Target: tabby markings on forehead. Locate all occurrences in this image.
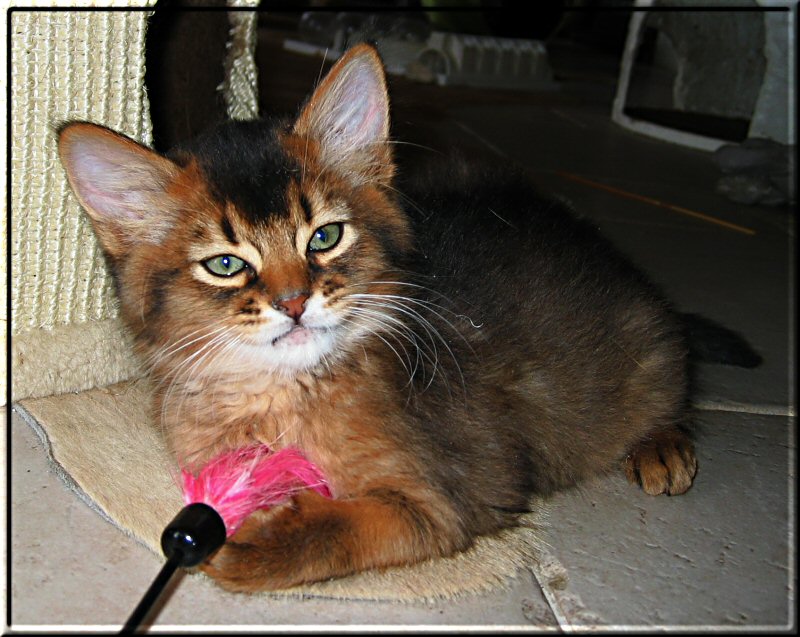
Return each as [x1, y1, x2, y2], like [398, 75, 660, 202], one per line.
[220, 214, 239, 244]
[299, 193, 314, 223]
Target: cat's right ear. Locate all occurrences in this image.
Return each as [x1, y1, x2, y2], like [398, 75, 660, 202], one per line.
[57, 122, 179, 257]
[292, 44, 393, 186]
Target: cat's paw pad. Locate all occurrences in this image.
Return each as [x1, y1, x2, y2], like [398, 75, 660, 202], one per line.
[624, 429, 697, 496]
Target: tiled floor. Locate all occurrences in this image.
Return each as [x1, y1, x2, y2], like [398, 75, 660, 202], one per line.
[7, 26, 795, 632]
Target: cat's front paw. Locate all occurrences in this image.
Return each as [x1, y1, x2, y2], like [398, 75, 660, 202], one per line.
[201, 486, 449, 592]
[624, 427, 697, 496]
[200, 508, 289, 592]
[200, 490, 351, 592]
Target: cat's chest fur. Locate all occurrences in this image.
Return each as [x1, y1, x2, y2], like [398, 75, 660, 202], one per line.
[161, 372, 334, 463]
[158, 358, 412, 498]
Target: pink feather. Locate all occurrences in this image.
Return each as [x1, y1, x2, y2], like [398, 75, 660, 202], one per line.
[181, 444, 331, 537]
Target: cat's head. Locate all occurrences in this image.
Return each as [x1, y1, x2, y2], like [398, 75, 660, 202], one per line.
[58, 44, 413, 378]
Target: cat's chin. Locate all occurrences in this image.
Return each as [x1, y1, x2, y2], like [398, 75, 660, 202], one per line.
[239, 326, 338, 375]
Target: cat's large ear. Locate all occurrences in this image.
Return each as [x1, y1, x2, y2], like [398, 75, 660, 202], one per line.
[58, 122, 180, 257]
[292, 44, 393, 185]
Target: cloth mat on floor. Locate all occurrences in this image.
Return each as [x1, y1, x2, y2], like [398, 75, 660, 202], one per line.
[17, 379, 546, 602]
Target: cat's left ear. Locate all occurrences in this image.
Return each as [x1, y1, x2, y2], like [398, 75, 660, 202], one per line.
[293, 44, 393, 185]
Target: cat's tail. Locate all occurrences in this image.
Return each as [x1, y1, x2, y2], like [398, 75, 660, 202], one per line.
[680, 313, 763, 368]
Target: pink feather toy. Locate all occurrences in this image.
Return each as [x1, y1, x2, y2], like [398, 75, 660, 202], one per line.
[180, 444, 331, 536]
[123, 444, 330, 632]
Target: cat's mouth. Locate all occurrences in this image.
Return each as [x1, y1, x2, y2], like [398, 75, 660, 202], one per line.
[271, 325, 324, 347]
[231, 321, 337, 373]
[234, 316, 340, 372]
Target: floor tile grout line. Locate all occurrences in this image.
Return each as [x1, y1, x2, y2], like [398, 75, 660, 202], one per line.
[554, 171, 757, 236]
[452, 117, 764, 237]
[529, 546, 605, 631]
[692, 399, 795, 418]
[452, 119, 510, 158]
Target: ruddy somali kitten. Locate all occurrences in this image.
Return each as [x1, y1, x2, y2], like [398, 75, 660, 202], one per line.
[59, 43, 705, 592]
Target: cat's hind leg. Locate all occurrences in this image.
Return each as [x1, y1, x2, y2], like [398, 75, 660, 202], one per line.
[623, 426, 697, 496]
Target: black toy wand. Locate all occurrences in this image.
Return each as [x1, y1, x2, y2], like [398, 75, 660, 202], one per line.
[119, 445, 331, 633]
[121, 503, 225, 633]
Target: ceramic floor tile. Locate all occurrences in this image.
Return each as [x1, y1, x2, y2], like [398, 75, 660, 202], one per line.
[538, 410, 794, 629]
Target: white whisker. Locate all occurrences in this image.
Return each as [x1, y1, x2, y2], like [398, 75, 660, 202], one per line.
[339, 314, 416, 384]
[158, 326, 239, 431]
[344, 308, 429, 384]
[342, 286, 471, 402]
[346, 280, 483, 329]
[144, 323, 231, 372]
[349, 300, 442, 389]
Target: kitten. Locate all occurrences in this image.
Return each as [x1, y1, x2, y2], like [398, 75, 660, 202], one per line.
[58, 43, 699, 592]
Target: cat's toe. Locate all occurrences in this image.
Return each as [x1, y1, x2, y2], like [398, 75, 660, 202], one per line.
[624, 427, 697, 496]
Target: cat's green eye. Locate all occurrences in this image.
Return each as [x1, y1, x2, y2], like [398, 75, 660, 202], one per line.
[308, 223, 343, 253]
[203, 254, 248, 277]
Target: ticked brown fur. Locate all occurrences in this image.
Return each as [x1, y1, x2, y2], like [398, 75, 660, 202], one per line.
[58, 44, 696, 592]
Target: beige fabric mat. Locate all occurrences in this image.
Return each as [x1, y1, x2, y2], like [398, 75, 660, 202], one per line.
[18, 379, 546, 602]
[12, 318, 141, 402]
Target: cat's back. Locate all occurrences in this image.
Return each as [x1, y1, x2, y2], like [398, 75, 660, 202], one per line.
[392, 156, 689, 499]
[397, 157, 670, 331]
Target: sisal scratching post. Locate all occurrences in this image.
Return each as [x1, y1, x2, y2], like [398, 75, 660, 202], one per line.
[222, 0, 261, 121]
[9, 7, 156, 403]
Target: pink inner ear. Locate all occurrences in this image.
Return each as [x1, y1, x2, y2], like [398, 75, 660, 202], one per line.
[320, 60, 388, 153]
[79, 178, 148, 222]
[346, 65, 386, 138]
[64, 134, 168, 222]
[354, 95, 384, 146]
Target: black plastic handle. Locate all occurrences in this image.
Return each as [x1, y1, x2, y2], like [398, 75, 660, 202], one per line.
[120, 503, 227, 633]
[160, 502, 227, 567]
[120, 551, 182, 634]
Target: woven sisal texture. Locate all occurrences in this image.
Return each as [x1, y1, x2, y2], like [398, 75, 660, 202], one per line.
[9, 9, 156, 401]
[223, 0, 260, 120]
[10, 9, 154, 332]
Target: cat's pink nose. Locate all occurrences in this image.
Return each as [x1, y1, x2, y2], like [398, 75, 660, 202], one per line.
[274, 292, 309, 322]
